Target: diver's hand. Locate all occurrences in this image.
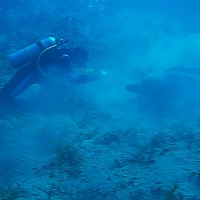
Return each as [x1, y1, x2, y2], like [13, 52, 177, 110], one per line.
[98, 70, 107, 75]
[94, 70, 107, 80]
[95, 70, 108, 79]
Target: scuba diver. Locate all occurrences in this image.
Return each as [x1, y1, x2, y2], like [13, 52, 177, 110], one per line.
[0, 37, 106, 101]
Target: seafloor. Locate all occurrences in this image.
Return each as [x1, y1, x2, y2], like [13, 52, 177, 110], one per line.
[1, 0, 200, 199]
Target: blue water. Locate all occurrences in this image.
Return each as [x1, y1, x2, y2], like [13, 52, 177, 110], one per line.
[1, 0, 200, 199]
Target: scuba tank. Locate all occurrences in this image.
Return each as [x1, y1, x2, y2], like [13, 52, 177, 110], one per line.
[8, 37, 57, 68]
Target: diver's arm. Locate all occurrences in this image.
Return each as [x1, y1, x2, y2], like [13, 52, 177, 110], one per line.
[67, 70, 107, 84]
[58, 52, 107, 83]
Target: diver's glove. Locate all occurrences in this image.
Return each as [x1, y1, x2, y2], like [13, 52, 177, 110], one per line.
[81, 68, 107, 76]
[93, 69, 108, 80]
[97, 70, 107, 75]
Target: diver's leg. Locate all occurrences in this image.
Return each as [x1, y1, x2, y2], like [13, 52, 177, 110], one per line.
[0, 65, 36, 100]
